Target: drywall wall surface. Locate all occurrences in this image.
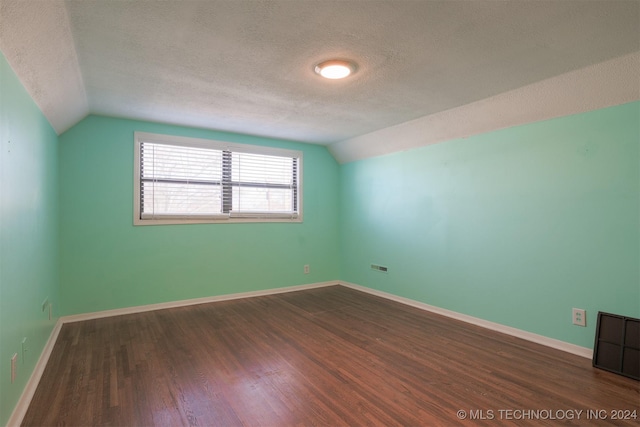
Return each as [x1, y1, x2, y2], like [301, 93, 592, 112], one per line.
[58, 116, 340, 315]
[339, 102, 639, 348]
[0, 52, 59, 426]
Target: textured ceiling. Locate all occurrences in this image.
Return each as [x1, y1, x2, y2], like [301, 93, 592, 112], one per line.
[1, 0, 639, 154]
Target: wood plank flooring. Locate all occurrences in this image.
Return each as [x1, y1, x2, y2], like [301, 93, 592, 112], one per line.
[23, 285, 639, 426]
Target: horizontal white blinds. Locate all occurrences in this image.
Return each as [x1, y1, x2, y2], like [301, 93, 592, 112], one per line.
[141, 143, 223, 217]
[139, 139, 300, 220]
[231, 152, 296, 215]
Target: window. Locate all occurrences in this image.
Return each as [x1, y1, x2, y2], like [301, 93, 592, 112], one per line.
[134, 132, 302, 225]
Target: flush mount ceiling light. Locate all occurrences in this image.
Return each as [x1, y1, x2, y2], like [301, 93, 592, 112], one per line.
[314, 59, 357, 79]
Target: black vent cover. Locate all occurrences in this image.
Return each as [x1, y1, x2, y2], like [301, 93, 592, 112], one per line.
[593, 312, 639, 380]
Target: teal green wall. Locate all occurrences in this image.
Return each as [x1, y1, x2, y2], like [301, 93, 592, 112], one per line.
[58, 116, 340, 315]
[340, 102, 640, 348]
[0, 54, 59, 425]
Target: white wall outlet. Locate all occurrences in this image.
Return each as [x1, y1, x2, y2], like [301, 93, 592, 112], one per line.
[304, 264, 310, 274]
[572, 308, 586, 327]
[21, 338, 27, 363]
[11, 353, 17, 383]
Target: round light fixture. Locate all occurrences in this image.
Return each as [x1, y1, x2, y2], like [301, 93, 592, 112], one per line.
[314, 60, 356, 79]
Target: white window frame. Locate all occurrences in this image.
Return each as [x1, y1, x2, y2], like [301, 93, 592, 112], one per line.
[134, 132, 303, 225]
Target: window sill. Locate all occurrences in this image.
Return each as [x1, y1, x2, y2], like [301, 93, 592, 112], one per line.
[133, 216, 303, 226]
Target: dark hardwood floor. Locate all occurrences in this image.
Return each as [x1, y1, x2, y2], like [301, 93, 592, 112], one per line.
[23, 285, 639, 426]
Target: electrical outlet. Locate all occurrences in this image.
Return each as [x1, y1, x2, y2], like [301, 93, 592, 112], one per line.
[572, 308, 586, 327]
[21, 338, 27, 363]
[11, 353, 17, 383]
[304, 264, 310, 274]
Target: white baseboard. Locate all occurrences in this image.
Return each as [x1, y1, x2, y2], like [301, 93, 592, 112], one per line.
[61, 280, 340, 323]
[339, 281, 593, 359]
[6, 319, 63, 427]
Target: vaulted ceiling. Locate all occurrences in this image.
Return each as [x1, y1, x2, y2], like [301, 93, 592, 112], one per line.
[1, 0, 638, 162]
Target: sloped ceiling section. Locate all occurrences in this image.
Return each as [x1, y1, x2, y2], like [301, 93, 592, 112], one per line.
[0, 0, 88, 132]
[0, 0, 638, 163]
[330, 51, 640, 163]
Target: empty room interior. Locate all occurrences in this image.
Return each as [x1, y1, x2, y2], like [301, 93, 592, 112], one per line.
[1, 0, 639, 425]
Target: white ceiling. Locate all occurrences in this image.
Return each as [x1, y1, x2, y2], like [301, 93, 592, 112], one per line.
[1, 0, 639, 161]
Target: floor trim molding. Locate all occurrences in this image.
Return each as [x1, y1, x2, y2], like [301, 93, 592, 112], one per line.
[61, 281, 340, 323]
[7, 319, 63, 427]
[339, 281, 593, 359]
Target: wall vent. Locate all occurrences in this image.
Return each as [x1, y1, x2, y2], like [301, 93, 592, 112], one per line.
[371, 264, 388, 273]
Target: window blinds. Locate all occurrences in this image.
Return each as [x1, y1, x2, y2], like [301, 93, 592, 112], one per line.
[138, 137, 300, 221]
